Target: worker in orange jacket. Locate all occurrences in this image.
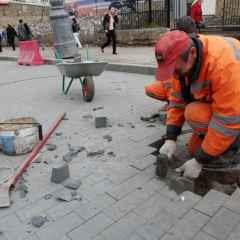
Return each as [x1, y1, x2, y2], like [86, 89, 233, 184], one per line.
[156, 30, 240, 179]
[145, 16, 198, 113]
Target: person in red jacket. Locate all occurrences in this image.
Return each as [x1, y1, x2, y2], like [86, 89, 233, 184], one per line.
[191, 0, 203, 31]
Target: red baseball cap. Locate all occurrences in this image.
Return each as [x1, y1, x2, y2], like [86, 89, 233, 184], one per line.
[155, 30, 190, 81]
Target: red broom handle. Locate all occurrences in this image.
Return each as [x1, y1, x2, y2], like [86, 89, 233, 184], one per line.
[11, 113, 66, 186]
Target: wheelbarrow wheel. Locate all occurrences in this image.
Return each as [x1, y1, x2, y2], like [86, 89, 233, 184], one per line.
[82, 76, 95, 102]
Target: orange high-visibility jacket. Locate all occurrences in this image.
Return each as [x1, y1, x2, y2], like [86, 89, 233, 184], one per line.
[167, 35, 240, 159]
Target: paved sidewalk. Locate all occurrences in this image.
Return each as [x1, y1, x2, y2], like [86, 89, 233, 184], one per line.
[0, 46, 156, 66]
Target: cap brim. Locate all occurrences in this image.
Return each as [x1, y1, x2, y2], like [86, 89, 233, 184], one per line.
[156, 62, 175, 81]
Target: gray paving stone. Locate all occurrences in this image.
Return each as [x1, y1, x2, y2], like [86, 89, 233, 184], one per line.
[135, 208, 180, 240]
[93, 212, 146, 240]
[74, 193, 116, 220]
[227, 222, 240, 240]
[95, 161, 140, 185]
[193, 231, 217, 240]
[130, 154, 156, 171]
[104, 179, 161, 221]
[36, 212, 84, 240]
[135, 191, 201, 221]
[203, 207, 240, 240]
[23, 235, 41, 240]
[16, 197, 58, 222]
[68, 212, 113, 240]
[0, 213, 32, 240]
[128, 234, 145, 240]
[51, 162, 70, 183]
[160, 234, 179, 240]
[167, 209, 210, 240]
[79, 178, 114, 200]
[128, 127, 160, 142]
[224, 189, 240, 214]
[46, 197, 88, 220]
[106, 166, 162, 200]
[194, 190, 229, 217]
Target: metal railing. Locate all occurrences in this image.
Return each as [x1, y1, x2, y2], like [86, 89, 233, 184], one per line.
[222, 0, 240, 31]
[118, 0, 170, 29]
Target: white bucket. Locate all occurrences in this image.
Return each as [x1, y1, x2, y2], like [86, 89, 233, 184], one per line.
[0, 118, 40, 155]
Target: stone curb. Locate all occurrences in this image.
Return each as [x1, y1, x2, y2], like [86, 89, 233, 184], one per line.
[0, 56, 156, 75]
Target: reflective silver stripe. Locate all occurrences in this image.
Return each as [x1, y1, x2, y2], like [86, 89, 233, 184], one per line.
[168, 102, 185, 109]
[187, 120, 208, 129]
[171, 91, 183, 100]
[213, 113, 240, 125]
[224, 37, 240, 61]
[209, 118, 240, 137]
[191, 80, 210, 92]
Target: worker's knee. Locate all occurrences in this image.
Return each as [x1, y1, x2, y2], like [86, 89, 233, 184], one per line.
[185, 102, 212, 130]
[144, 82, 168, 101]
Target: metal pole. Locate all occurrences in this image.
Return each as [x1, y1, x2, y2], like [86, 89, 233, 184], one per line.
[148, 0, 152, 24]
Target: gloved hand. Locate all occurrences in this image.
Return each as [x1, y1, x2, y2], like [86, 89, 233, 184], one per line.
[175, 158, 202, 179]
[159, 140, 177, 159]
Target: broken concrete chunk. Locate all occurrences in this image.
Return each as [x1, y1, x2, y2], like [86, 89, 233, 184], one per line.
[63, 178, 82, 190]
[71, 190, 78, 197]
[31, 216, 48, 228]
[46, 144, 57, 151]
[68, 145, 85, 153]
[95, 117, 107, 128]
[51, 162, 70, 183]
[43, 194, 53, 200]
[54, 188, 73, 202]
[82, 114, 93, 119]
[87, 149, 105, 157]
[55, 132, 63, 136]
[128, 122, 135, 128]
[149, 118, 156, 123]
[93, 106, 104, 111]
[107, 151, 116, 157]
[63, 145, 85, 163]
[103, 135, 112, 142]
[146, 124, 156, 128]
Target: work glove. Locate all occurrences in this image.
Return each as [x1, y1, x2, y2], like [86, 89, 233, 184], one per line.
[159, 140, 177, 159]
[175, 158, 202, 179]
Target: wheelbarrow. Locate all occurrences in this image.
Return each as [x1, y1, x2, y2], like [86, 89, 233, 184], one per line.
[56, 60, 107, 102]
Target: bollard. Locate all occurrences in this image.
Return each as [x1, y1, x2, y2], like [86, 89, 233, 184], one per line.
[49, 0, 79, 59]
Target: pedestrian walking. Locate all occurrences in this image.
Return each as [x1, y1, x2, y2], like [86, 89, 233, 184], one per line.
[72, 18, 82, 48]
[6, 24, 17, 51]
[101, 7, 119, 55]
[0, 31, 2, 52]
[17, 19, 32, 41]
[191, 0, 204, 32]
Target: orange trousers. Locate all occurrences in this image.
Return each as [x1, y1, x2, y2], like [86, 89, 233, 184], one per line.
[145, 81, 170, 101]
[185, 102, 212, 155]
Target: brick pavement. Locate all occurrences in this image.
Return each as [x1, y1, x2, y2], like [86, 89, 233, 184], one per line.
[0, 62, 239, 240]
